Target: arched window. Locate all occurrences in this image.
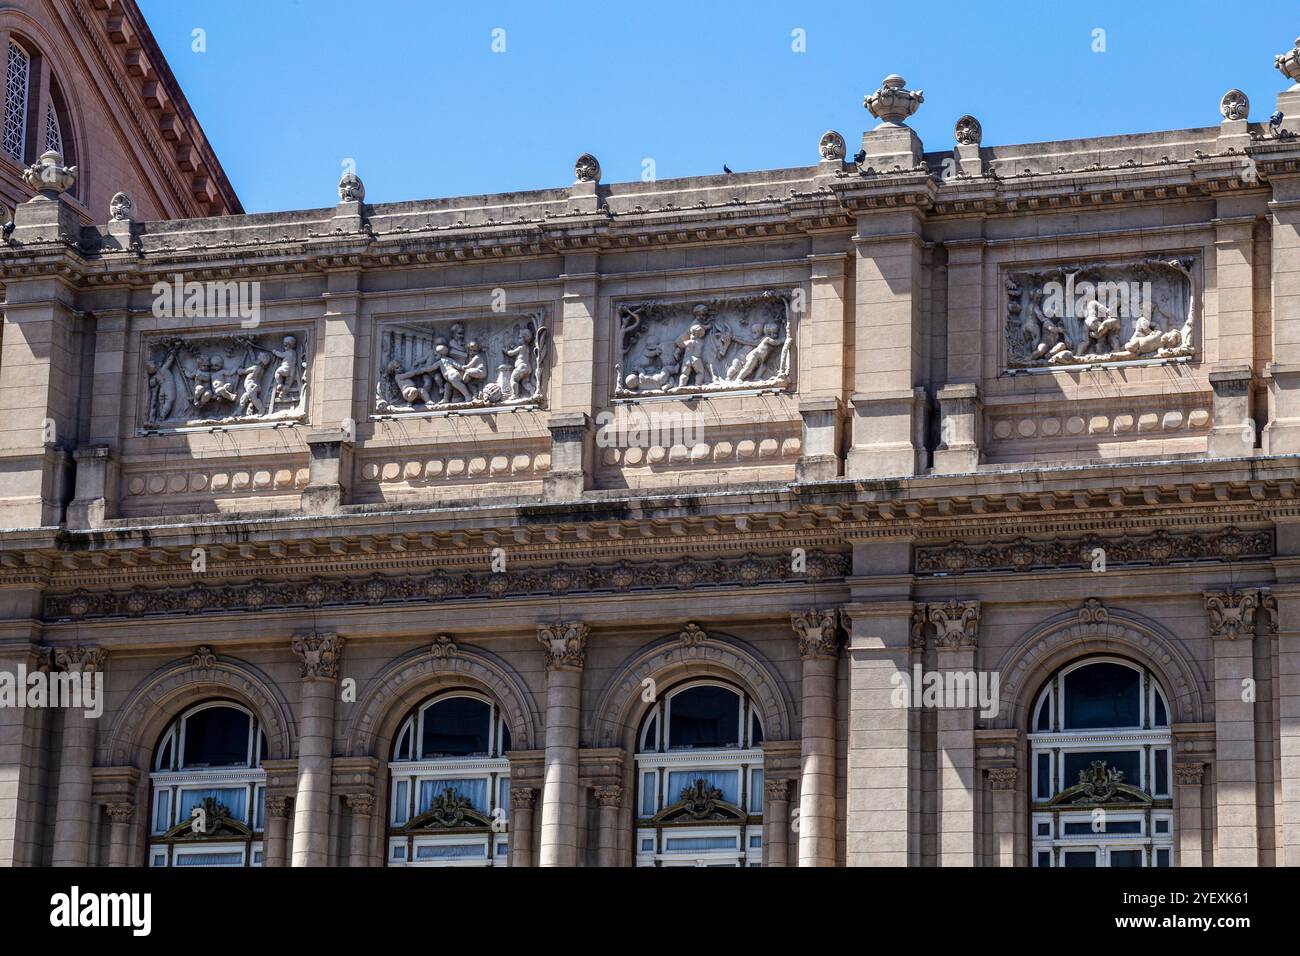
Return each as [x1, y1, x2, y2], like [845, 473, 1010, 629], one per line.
[3, 39, 29, 162]
[1028, 658, 1174, 868]
[148, 702, 268, 867]
[44, 76, 67, 159]
[2, 36, 76, 187]
[387, 691, 512, 866]
[634, 680, 765, 866]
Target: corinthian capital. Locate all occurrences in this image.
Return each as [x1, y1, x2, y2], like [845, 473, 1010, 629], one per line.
[52, 646, 106, 673]
[791, 608, 842, 660]
[927, 600, 980, 649]
[593, 784, 623, 807]
[537, 621, 589, 670]
[291, 630, 344, 679]
[1204, 589, 1260, 639]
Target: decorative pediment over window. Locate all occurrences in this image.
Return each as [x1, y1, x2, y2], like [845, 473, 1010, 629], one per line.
[1046, 761, 1151, 808]
[651, 778, 746, 824]
[161, 798, 253, 842]
[404, 786, 493, 831]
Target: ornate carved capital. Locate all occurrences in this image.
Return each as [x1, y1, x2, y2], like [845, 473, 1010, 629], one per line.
[104, 802, 134, 823]
[510, 787, 538, 810]
[791, 608, 843, 659]
[191, 645, 217, 669]
[593, 784, 623, 808]
[1174, 762, 1205, 786]
[52, 646, 106, 674]
[1204, 589, 1261, 639]
[345, 792, 375, 815]
[764, 778, 793, 801]
[537, 621, 589, 670]
[430, 634, 458, 659]
[988, 767, 1018, 791]
[927, 600, 980, 649]
[678, 622, 708, 647]
[265, 796, 292, 818]
[291, 630, 344, 679]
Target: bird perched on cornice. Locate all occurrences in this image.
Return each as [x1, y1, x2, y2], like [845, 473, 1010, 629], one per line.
[722, 164, 732, 174]
[2, 215, 12, 241]
[1270, 110, 1285, 135]
[852, 148, 866, 166]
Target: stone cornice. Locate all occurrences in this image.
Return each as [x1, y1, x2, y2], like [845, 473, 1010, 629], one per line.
[68, 0, 240, 216]
[0, 459, 1294, 589]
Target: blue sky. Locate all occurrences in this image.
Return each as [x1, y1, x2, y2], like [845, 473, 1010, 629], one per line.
[138, 0, 1300, 213]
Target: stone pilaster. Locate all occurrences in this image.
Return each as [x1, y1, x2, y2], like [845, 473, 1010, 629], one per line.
[345, 792, 375, 868]
[1205, 589, 1261, 865]
[1269, 581, 1300, 866]
[791, 608, 841, 866]
[927, 600, 980, 866]
[301, 427, 354, 515]
[51, 646, 106, 866]
[795, 243, 851, 482]
[795, 397, 843, 482]
[1263, 171, 1300, 454]
[0, 644, 50, 867]
[536, 622, 587, 866]
[67, 445, 119, 529]
[987, 767, 1020, 867]
[846, 208, 927, 478]
[104, 803, 134, 867]
[264, 796, 291, 867]
[763, 778, 792, 867]
[843, 600, 916, 866]
[933, 384, 982, 474]
[290, 630, 343, 867]
[1175, 762, 1205, 867]
[509, 786, 537, 868]
[542, 412, 591, 501]
[594, 784, 623, 868]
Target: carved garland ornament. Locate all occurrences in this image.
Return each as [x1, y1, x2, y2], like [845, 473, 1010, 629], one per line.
[916, 527, 1272, 576]
[44, 551, 850, 622]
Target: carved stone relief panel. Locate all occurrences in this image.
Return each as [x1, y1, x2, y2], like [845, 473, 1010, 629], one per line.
[141, 328, 311, 429]
[614, 290, 794, 398]
[374, 312, 549, 414]
[1004, 257, 1197, 369]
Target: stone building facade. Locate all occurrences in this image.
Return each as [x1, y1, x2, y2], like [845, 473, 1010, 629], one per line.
[0, 0, 240, 225]
[1, 31, 1300, 869]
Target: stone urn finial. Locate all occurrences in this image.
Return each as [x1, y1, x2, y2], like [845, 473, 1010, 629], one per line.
[1220, 89, 1250, 121]
[865, 74, 924, 127]
[954, 115, 982, 146]
[108, 191, 134, 222]
[818, 130, 846, 161]
[22, 149, 77, 196]
[574, 152, 601, 184]
[338, 170, 365, 203]
[1275, 36, 1300, 89]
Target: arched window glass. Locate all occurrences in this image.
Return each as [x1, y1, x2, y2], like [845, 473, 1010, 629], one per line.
[1028, 658, 1174, 868]
[635, 680, 764, 867]
[148, 702, 265, 868]
[387, 692, 511, 866]
[3, 40, 29, 162]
